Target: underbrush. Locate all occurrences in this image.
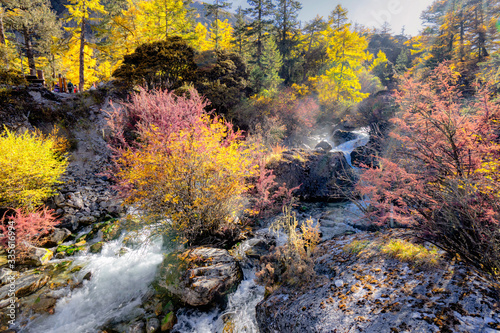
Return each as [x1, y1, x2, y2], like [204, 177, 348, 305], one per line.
[256, 204, 320, 292]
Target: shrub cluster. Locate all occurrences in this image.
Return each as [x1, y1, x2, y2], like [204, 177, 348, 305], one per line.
[357, 63, 500, 276]
[109, 88, 260, 246]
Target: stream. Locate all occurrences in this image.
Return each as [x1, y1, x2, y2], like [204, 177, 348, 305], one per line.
[19, 128, 369, 333]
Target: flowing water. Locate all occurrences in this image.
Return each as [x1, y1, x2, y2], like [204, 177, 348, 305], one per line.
[21, 128, 369, 333]
[172, 238, 266, 333]
[23, 233, 164, 333]
[307, 127, 370, 167]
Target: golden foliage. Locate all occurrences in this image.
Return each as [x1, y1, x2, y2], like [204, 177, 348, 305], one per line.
[0, 128, 68, 209]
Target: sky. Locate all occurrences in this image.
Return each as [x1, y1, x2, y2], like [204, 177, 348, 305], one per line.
[229, 0, 436, 36]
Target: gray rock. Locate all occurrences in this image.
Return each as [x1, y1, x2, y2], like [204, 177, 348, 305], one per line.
[42, 228, 72, 247]
[155, 247, 242, 307]
[78, 215, 96, 225]
[0, 273, 49, 299]
[332, 129, 357, 146]
[146, 317, 160, 333]
[315, 140, 332, 151]
[23, 247, 53, 266]
[270, 149, 357, 201]
[334, 279, 344, 288]
[127, 321, 145, 333]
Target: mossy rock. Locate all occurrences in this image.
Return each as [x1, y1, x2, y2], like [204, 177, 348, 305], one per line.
[56, 244, 85, 256]
[161, 311, 176, 331]
[89, 242, 104, 254]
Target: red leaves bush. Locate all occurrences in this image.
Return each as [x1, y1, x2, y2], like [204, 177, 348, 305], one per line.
[0, 207, 58, 257]
[357, 63, 500, 275]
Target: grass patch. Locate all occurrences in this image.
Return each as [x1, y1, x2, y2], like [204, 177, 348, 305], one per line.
[381, 239, 440, 269]
[344, 237, 441, 269]
[344, 240, 371, 254]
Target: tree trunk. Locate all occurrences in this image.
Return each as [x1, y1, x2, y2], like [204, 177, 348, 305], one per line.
[0, 9, 6, 45]
[79, 17, 86, 91]
[23, 28, 36, 73]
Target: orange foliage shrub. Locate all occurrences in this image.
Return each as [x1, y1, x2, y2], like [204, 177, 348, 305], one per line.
[109, 88, 260, 246]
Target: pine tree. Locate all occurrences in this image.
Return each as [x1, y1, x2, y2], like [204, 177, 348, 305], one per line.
[2, 0, 60, 73]
[244, 0, 274, 66]
[232, 6, 248, 57]
[261, 36, 283, 92]
[274, 0, 301, 84]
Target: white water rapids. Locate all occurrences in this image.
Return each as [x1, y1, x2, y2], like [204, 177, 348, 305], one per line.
[308, 127, 370, 166]
[24, 233, 164, 333]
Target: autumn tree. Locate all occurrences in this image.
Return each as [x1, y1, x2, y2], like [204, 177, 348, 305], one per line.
[301, 16, 328, 82]
[109, 88, 259, 246]
[205, 0, 232, 51]
[141, 0, 194, 41]
[66, 0, 107, 91]
[0, 128, 67, 210]
[309, 25, 371, 107]
[2, 0, 60, 73]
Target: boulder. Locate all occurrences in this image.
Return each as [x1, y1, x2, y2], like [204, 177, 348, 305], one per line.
[332, 129, 357, 146]
[127, 321, 145, 333]
[23, 247, 53, 266]
[41, 228, 72, 248]
[161, 312, 176, 331]
[155, 247, 242, 307]
[146, 317, 160, 333]
[270, 149, 357, 201]
[0, 273, 49, 299]
[314, 141, 332, 152]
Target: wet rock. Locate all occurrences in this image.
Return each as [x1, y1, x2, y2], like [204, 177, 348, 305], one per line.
[155, 247, 242, 307]
[23, 247, 53, 266]
[146, 317, 160, 333]
[332, 129, 357, 146]
[127, 320, 145, 333]
[0, 273, 49, 299]
[31, 295, 58, 314]
[89, 242, 104, 253]
[41, 228, 72, 248]
[161, 312, 176, 331]
[270, 149, 357, 201]
[314, 141, 332, 151]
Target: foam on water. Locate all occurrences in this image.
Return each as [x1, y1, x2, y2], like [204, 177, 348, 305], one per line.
[25, 233, 164, 333]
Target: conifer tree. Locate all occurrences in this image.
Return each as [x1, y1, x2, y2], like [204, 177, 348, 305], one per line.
[205, 0, 232, 50]
[2, 0, 60, 73]
[66, 0, 107, 91]
[261, 36, 284, 92]
[244, 0, 274, 66]
[232, 6, 248, 57]
[274, 0, 301, 84]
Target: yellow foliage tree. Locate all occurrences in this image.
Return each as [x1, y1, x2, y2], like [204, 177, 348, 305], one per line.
[61, 36, 98, 89]
[208, 19, 234, 51]
[0, 128, 67, 210]
[309, 26, 371, 107]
